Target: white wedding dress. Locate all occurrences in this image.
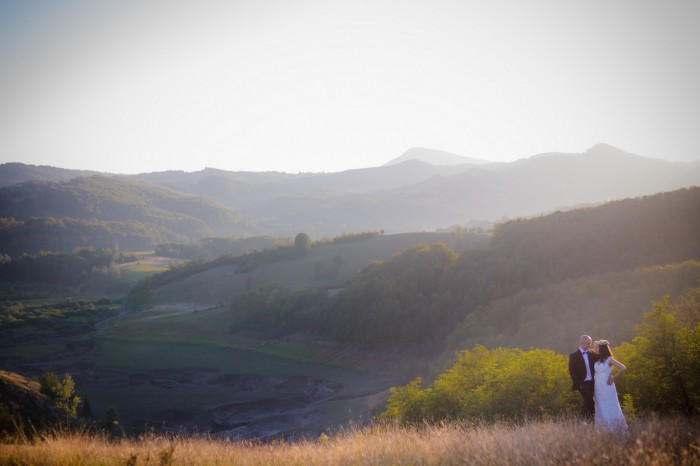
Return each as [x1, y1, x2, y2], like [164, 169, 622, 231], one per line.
[594, 359, 628, 431]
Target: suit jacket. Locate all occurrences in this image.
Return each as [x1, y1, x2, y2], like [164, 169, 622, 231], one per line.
[568, 349, 596, 391]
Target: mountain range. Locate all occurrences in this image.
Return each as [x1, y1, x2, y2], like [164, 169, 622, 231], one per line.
[1, 144, 699, 253]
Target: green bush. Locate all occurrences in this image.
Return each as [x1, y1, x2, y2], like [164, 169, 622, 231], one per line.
[380, 345, 577, 424]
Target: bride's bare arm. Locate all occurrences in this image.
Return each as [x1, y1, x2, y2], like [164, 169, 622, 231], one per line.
[607, 358, 627, 385]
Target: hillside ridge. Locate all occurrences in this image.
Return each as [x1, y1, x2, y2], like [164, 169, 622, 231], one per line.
[0, 370, 66, 437]
[2, 143, 699, 245]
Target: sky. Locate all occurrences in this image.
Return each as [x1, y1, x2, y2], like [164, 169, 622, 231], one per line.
[0, 0, 698, 174]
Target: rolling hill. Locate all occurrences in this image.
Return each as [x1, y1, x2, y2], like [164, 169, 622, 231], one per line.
[116, 144, 699, 237]
[0, 370, 69, 437]
[0, 176, 258, 254]
[131, 160, 480, 214]
[136, 231, 490, 307]
[302, 187, 700, 349]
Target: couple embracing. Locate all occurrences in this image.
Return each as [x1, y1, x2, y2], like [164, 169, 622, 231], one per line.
[569, 334, 628, 431]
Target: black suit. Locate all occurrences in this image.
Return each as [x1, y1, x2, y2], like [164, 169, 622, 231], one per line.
[569, 349, 596, 419]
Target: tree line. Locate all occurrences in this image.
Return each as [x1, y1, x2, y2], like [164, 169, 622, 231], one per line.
[0, 248, 136, 290]
[155, 235, 285, 260]
[0, 216, 178, 257]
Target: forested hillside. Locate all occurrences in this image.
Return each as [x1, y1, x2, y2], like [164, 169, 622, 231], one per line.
[0, 176, 257, 255]
[0, 163, 101, 187]
[231, 187, 700, 352]
[444, 261, 700, 355]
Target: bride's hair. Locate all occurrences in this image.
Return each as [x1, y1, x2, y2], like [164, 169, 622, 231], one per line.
[597, 342, 614, 362]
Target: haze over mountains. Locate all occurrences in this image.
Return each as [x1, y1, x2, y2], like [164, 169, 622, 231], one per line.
[1, 143, 699, 252]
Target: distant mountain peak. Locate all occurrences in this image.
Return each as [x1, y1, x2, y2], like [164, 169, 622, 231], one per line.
[585, 143, 631, 156]
[384, 148, 489, 166]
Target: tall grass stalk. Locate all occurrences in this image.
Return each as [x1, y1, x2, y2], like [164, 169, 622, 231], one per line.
[1, 416, 697, 465]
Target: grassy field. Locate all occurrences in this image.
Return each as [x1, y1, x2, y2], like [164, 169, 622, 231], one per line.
[145, 231, 488, 305]
[118, 254, 187, 284]
[1, 417, 697, 465]
[103, 303, 356, 365]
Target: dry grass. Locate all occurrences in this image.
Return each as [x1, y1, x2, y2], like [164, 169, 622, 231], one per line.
[1, 417, 697, 465]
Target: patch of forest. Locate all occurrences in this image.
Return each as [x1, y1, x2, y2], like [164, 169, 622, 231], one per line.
[0, 248, 135, 289]
[0, 297, 120, 346]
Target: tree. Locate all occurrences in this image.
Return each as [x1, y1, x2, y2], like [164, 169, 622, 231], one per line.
[39, 372, 80, 421]
[294, 232, 312, 254]
[616, 290, 700, 415]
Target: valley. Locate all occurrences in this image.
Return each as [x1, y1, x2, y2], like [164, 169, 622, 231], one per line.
[1, 150, 699, 441]
[2, 300, 415, 440]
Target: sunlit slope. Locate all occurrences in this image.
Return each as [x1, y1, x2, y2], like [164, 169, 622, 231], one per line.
[443, 260, 700, 358]
[141, 232, 489, 306]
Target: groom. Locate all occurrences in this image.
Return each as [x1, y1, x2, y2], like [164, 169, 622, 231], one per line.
[568, 334, 595, 419]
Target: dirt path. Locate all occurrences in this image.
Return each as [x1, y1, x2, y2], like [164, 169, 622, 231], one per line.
[138, 303, 218, 321]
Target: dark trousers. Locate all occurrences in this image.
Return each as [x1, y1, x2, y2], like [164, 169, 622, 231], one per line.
[580, 380, 595, 419]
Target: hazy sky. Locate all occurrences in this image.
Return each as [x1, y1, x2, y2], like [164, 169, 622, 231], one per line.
[0, 0, 698, 174]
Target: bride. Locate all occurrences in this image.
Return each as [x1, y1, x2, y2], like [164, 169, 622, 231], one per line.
[593, 340, 628, 431]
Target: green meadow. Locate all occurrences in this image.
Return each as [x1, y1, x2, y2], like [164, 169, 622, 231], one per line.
[145, 232, 487, 305]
